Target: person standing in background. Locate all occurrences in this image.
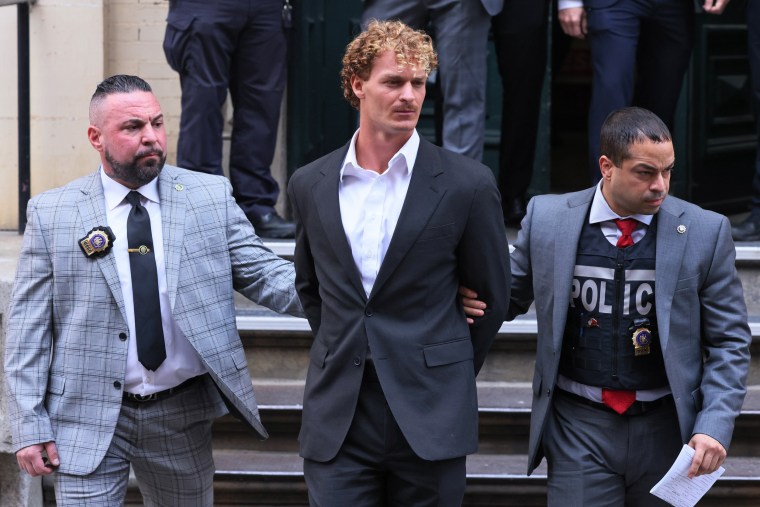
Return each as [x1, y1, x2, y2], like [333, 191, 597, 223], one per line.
[163, 0, 296, 238]
[492, 0, 551, 225]
[558, 0, 731, 183]
[730, 0, 760, 241]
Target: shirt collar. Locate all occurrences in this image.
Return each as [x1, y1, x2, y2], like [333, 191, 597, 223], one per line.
[340, 129, 420, 180]
[589, 181, 654, 226]
[100, 166, 161, 211]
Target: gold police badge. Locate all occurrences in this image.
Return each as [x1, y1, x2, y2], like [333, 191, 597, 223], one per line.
[632, 327, 652, 356]
[79, 226, 115, 258]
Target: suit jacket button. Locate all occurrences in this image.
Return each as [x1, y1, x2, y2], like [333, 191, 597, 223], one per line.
[114, 381, 122, 390]
[354, 357, 362, 366]
[546, 388, 551, 397]
[118, 332, 127, 341]
[365, 309, 373, 317]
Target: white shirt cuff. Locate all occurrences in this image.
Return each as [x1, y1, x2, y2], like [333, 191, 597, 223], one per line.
[558, 0, 584, 10]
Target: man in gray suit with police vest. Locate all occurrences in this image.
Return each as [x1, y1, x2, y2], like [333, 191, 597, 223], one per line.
[288, 20, 510, 506]
[466, 107, 750, 506]
[4, 74, 301, 505]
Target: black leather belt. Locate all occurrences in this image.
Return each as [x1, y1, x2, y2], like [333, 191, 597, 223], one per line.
[123, 375, 203, 404]
[557, 388, 673, 416]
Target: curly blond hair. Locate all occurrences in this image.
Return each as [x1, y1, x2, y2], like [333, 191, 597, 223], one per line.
[340, 19, 438, 110]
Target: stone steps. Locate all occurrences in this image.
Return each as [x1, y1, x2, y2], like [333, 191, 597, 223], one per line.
[208, 451, 760, 507]
[238, 311, 760, 385]
[45, 380, 760, 505]
[217, 381, 760, 457]
[107, 451, 760, 507]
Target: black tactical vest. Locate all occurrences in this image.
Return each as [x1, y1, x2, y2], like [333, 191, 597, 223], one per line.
[559, 216, 668, 390]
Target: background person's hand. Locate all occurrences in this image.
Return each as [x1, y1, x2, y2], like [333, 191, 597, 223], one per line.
[558, 7, 587, 39]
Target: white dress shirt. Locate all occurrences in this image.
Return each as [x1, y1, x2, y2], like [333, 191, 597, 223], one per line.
[100, 169, 206, 395]
[339, 129, 420, 297]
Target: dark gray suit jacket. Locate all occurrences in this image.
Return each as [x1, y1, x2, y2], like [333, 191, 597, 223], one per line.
[509, 187, 752, 474]
[287, 137, 511, 462]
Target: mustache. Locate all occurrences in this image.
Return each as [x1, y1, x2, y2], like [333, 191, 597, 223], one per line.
[135, 149, 164, 159]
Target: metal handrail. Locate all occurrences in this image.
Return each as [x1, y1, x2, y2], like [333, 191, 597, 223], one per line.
[2, 0, 33, 233]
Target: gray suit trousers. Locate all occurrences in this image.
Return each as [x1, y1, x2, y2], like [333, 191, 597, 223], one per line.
[544, 391, 682, 507]
[53, 376, 225, 506]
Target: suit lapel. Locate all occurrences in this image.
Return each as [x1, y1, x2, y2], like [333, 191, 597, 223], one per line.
[76, 171, 128, 324]
[158, 166, 187, 309]
[552, 188, 594, 352]
[369, 140, 445, 300]
[654, 197, 688, 351]
[312, 147, 367, 299]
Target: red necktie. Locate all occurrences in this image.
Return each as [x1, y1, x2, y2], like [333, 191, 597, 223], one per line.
[614, 218, 637, 248]
[603, 218, 639, 413]
[602, 389, 636, 415]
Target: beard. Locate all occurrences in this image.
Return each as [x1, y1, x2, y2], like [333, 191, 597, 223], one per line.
[105, 147, 166, 188]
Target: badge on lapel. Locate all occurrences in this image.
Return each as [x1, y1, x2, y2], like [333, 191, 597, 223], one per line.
[79, 226, 116, 258]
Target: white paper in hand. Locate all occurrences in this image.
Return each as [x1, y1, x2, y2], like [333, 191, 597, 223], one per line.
[649, 444, 725, 507]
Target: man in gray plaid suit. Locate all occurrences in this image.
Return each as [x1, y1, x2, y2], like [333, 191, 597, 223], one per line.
[3, 74, 301, 505]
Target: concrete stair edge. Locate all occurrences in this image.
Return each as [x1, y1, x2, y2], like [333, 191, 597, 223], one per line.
[249, 379, 760, 414]
[237, 314, 760, 340]
[209, 449, 760, 481]
[255, 240, 760, 264]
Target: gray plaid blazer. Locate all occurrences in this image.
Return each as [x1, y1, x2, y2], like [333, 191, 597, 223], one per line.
[4, 165, 301, 475]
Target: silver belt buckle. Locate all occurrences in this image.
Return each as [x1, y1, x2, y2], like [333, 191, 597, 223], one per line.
[133, 393, 158, 402]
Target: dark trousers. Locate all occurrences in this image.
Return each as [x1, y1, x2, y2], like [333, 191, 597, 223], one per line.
[492, 0, 551, 210]
[303, 367, 466, 507]
[163, 0, 286, 217]
[543, 391, 682, 507]
[585, 0, 694, 182]
[749, 0, 760, 209]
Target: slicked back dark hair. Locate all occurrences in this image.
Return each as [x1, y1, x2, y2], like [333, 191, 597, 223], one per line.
[91, 74, 152, 103]
[599, 107, 672, 166]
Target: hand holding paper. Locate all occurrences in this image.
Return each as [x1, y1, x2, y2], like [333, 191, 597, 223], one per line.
[686, 433, 726, 478]
[650, 444, 725, 507]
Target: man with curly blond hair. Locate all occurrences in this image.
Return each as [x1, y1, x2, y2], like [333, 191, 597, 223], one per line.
[288, 20, 510, 505]
[362, 1, 503, 161]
